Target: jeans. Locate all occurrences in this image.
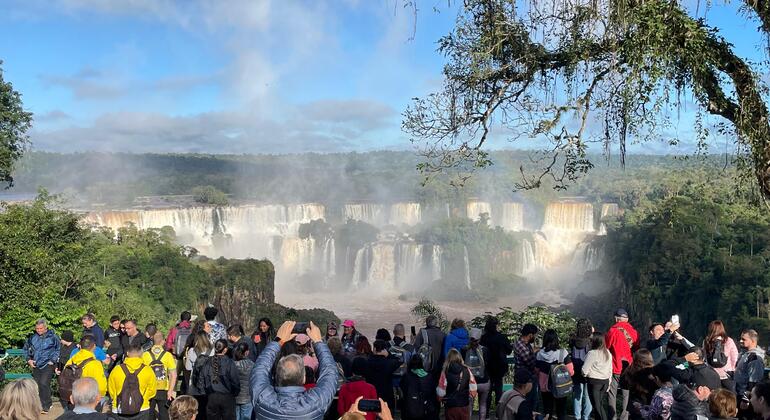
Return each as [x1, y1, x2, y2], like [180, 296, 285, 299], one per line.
[588, 379, 609, 420]
[237, 403, 253, 420]
[469, 381, 490, 419]
[150, 390, 169, 420]
[32, 364, 55, 410]
[573, 382, 592, 420]
[608, 374, 628, 420]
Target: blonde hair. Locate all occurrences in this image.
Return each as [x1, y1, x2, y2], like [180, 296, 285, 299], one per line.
[169, 395, 198, 420]
[0, 378, 42, 420]
[442, 348, 466, 373]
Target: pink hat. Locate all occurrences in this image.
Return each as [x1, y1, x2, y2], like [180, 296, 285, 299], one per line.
[342, 319, 355, 328]
[295, 334, 310, 345]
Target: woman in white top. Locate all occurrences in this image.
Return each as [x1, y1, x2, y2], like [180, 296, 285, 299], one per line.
[582, 332, 613, 420]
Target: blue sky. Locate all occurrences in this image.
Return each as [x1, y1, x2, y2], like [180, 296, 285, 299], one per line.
[0, 0, 765, 154]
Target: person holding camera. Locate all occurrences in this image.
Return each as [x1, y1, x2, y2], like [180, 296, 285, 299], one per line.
[250, 321, 337, 420]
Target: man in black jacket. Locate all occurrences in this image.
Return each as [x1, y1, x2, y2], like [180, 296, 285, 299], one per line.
[480, 316, 514, 412]
[365, 340, 402, 410]
[645, 321, 679, 365]
[413, 316, 446, 381]
[104, 316, 122, 372]
[119, 319, 147, 361]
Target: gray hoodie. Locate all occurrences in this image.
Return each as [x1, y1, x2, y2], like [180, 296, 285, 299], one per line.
[734, 346, 765, 396]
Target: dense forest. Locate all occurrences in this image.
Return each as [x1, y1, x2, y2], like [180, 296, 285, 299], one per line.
[0, 192, 337, 347]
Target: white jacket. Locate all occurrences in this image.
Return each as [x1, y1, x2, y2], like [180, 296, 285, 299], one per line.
[582, 349, 612, 380]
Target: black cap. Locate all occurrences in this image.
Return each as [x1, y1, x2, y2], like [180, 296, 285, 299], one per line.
[615, 308, 629, 318]
[61, 330, 75, 342]
[514, 368, 533, 386]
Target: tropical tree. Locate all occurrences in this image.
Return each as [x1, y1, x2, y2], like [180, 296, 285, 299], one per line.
[404, 0, 770, 199]
[0, 60, 33, 187]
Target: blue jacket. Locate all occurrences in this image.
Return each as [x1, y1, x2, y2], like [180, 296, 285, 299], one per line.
[83, 323, 105, 348]
[250, 341, 336, 420]
[24, 329, 60, 367]
[443, 328, 469, 358]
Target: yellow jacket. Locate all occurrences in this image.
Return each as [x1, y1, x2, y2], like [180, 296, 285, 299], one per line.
[108, 357, 157, 412]
[65, 349, 107, 397]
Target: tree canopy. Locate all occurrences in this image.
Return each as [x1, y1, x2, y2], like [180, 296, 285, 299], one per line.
[0, 60, 32, 187]
[404, 0, 770, 199]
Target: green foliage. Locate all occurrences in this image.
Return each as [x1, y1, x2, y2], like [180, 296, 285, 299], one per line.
[191, 185, 229, 206]
[0, 61, 33, 187]
[410, 299, 450, 331]
[256, 303, 339, 333]
[471, 306, 576, 346]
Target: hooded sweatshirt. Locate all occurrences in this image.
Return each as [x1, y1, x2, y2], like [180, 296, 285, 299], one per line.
[735, 346, 766, 395]
[443, 328, 470, 357]
[535, 349, 574, 393]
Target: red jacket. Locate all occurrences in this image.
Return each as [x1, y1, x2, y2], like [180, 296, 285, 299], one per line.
[165, 321, 192, 352]
[338, 379, 377, 420]
[605, 321, 638, 374]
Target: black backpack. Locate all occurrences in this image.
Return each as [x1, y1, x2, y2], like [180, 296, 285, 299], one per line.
[708, 339, 728, 368]
[174, 326, 192, 357]
[116, 364, 144, 415]
[404, 376, 431, 418]
[149, 350, 168, 382]
[192, 353, 211, 392]
[58, 357, 95, 403]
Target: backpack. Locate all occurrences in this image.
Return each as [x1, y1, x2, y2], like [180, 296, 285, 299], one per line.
[192, 352, 211, 392]
[464, 346, 486, 379]
[389, 340, 410, 376]
[174, 326, 192, 357]
[149, 350, 168, 382]
[497, 390, 525, 420]
[571, 346, 588, 381]
[548, 351, 573, 399]
[404, 376, 430, 418]
[708, 339, 728, 368]
[418, 329, 434, 371]
[116, 364, 144, 415]
[58, 357, 95, 402]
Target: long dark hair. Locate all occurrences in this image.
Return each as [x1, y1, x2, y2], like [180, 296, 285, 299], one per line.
[705, 320, 728, 354]
[257, 318, 274, 339]
[542, 329, 560, 352]
[233, 342, 250, 361]
[355, 336, 372, 356]
[590, 332, 610, 363]
[212, 339, 228, 384]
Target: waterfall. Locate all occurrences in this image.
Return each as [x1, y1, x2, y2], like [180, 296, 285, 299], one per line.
[344, 203, 386, 225]
[279, 237, 316, 278]
[516, 239, 536, 275]
[321, 237, 336, 289]
[389, 203, 421, 226]
[572, 242, 604, 272]
[542, 201, 594, 232]
[462, 246, 472, 290]
[351, 246, 369, 289]
[498, 202, 524, 231]
[466, 201, 492, 224]
[395, 243, 424, 287]
[598, 203, 620, 235]
[431, 245, 443, 282]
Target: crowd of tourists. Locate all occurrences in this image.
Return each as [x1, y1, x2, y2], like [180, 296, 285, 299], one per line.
[1, 306, 770, 420]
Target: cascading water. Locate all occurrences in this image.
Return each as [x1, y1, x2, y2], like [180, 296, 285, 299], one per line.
[344, 203, 386, 226]
[498, 202, 524, 231]
[598, 203, 620, 235]
[571, 241, 604, 272]
[431, 245, 443, 282]
[389, 203, 421, 226]
[462, 246, 472, 290]
[542, 201, 594, 232]
[515, 239, 536, 275]
[466, 201, 492, 224]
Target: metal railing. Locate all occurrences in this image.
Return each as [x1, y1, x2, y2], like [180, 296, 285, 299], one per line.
[1, 349, 32, 380]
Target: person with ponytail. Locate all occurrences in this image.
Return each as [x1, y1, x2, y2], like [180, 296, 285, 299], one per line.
[203, 339, 240, 420]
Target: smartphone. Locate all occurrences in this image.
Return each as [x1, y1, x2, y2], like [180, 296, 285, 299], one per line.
[292, 322, 309, 334]
[671, 315, 679, 325]
[410, 326, 416, 336]
[358, 399, 382, 412]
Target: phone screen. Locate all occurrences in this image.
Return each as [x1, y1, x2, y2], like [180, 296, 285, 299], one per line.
[358, 399, 382, 412]
[671, 315, 679, 325]
[410, 326, 416, 336]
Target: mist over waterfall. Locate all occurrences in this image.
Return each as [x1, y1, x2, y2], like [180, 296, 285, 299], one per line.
[84, 197, 617, 298]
